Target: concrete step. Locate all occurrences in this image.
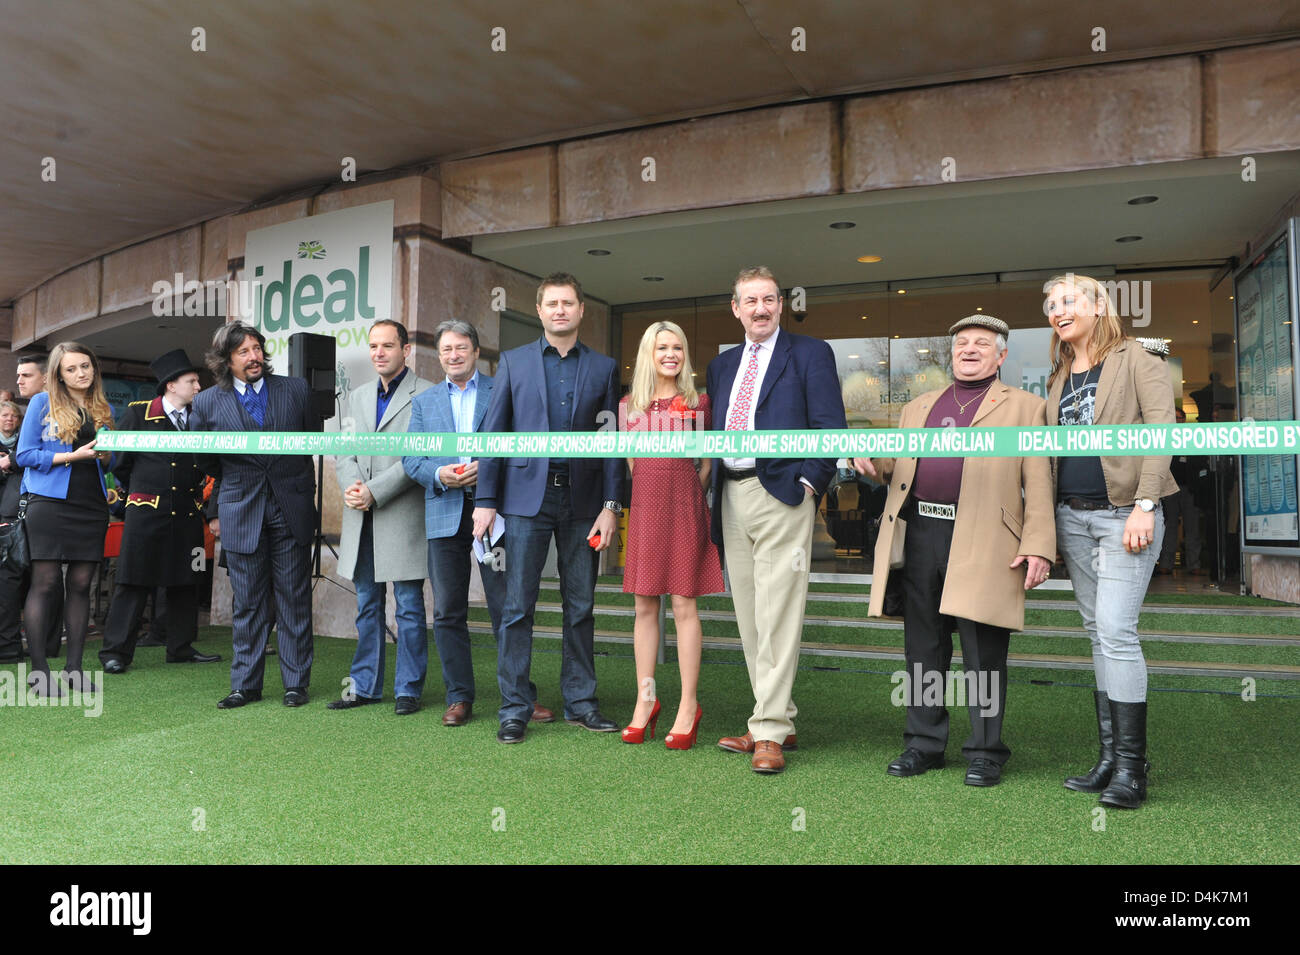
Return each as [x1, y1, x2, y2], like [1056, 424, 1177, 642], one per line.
[521, 600, 1300, 648]
[467, 623, 1300, 681]
[573, 583, 1300, 618]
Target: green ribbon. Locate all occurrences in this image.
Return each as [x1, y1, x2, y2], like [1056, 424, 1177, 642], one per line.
[91, 421, 1300, 458]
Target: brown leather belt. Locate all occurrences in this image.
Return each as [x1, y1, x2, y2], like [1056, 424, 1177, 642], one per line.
[723, 467, 758, 481]
[1062, 497, 1117, 511]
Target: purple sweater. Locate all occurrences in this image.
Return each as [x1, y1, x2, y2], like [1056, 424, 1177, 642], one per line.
[911, 374, 998, 505]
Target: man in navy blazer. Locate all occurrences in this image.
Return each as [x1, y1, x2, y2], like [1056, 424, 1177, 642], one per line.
[189, 322, 319, 709]
[403, 319, 555, 728]
[472, 273, 623, 743]
[707, 267, 847, 773]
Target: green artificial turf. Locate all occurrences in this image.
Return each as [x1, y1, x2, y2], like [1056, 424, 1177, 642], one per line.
[4, 629, 1294, 864]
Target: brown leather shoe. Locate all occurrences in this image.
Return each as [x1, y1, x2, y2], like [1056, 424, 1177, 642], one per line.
[531, 702, 556, 723]
[751, 740, 786, 774]
[442, 701, 471, 726]
[717, 731, 798, 754]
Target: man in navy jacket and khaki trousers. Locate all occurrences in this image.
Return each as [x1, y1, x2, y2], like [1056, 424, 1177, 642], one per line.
[707, 267, 847, 774]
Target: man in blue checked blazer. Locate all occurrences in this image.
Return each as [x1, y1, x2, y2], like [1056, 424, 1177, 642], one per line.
[404, 320, 556, 728]
[189, 322, 319, 710]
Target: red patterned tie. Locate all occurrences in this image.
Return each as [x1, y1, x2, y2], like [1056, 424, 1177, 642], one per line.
[726, 342, 762, 431]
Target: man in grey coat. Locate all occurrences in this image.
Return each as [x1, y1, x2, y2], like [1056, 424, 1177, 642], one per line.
[330, 320, 434, 716]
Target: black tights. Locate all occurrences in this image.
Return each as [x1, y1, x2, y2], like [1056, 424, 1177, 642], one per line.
[25, 559, 96, 675]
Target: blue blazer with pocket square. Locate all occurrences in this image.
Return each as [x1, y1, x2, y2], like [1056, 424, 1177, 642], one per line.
[475, 338, 622, 521]
[403, 373, 495, 540]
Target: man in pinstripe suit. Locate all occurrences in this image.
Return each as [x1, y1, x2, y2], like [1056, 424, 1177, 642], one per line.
[190, 322, 320, 709]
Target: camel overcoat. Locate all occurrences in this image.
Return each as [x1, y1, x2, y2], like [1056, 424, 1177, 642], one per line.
[867, 381, 1055, 632]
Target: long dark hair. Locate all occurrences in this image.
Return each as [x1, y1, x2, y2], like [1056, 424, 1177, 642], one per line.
[206, 321, 272, 389]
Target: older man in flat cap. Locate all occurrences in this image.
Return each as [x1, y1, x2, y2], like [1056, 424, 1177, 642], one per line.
[855, 316, 1055, 787]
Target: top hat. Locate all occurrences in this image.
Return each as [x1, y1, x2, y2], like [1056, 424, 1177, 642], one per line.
[151, 349, 202, 395]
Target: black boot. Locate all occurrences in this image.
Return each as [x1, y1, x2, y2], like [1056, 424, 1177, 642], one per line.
[1064, 690, 1114, 792]
[1099, 699, 1149, 809]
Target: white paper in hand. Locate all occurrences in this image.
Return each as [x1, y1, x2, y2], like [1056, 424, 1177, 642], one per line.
[472, 513, 506, 562]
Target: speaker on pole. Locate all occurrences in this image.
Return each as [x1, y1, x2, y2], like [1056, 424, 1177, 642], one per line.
[287, 332, 336, 422]
[286, 331, 338, 578]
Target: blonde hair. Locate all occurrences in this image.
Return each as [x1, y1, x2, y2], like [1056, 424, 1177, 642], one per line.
[45, 341, 113, 444]
[628, 321, 699, 414]
[1045, 273, 1127, 386]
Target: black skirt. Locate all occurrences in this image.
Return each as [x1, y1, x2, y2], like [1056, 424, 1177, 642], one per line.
[25, 417, 108, 562]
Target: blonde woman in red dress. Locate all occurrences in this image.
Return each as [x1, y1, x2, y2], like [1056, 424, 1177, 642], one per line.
[620, 321, 724, 749]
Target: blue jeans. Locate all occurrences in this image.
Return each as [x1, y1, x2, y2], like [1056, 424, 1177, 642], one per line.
[497, 483, 600, 724]
[1055, 504, 1163, 703]
[350, 515, 428, 700]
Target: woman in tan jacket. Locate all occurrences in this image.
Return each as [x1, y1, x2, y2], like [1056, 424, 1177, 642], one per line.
[1044, 274, 1178, 810]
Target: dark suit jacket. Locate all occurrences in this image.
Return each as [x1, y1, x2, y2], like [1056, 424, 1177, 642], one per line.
[476, 338, 622, 521]
[188, 375, 318, 554]
[705, 327, 847, 547]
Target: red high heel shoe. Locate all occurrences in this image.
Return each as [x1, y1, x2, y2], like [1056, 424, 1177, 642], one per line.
[664, 705, 702, 750]
[622, 699, 661, 743]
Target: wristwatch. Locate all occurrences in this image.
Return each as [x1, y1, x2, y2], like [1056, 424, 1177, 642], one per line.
[603, 500, 623, 515]
[1135, 498, 1156, 513]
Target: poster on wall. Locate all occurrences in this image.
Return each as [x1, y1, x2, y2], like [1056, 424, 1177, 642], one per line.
[1234, 219, 1300, 554]
[241, 201, 394, 429]
[101, 377, 157, 420]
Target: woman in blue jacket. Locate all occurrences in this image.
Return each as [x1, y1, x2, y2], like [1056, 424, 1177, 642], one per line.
[17, 342, 114, 696]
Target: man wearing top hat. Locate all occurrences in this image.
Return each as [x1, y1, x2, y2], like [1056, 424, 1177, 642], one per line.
[99, 349, 221, 673]
[855, 315, 1055, 787]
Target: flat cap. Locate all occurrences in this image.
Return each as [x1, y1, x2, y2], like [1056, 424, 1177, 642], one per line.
[949, 314, 1009, 337]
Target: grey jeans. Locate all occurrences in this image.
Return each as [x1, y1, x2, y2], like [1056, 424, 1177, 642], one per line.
[1055, 503, 1164, 703]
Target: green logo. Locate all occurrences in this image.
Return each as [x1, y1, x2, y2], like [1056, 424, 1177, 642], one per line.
[253, 245, 375, 331]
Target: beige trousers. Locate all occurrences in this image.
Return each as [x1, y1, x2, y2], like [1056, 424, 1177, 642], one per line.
[721, 476, 814, 743]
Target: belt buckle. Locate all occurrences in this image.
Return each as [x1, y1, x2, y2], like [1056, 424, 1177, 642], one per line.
[917, 501, 955, 520]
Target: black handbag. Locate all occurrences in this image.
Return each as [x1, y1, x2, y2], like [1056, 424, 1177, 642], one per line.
[0, 494, 30, 572]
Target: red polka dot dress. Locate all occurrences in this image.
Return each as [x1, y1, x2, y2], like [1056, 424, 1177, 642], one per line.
[620, 394, 725, 597]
